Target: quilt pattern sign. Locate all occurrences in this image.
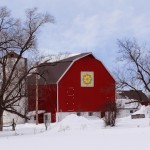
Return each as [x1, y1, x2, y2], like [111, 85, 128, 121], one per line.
[81, 71, 94, 87]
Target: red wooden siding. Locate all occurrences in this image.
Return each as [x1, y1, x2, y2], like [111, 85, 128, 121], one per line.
[28, 84, 57, 122]
[58, 55, 115, 112]
[28, 53, 116, 123]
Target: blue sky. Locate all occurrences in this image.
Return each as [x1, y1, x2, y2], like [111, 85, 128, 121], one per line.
[1, 0, 150, 70]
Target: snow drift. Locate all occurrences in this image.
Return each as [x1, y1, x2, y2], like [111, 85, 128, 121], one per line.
[52, 114, 104, 132]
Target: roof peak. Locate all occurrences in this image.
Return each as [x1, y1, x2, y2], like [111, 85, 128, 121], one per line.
[55, 52, 92, 63]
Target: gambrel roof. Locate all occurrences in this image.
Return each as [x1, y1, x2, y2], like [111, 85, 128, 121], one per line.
[28, 53, 93, 84]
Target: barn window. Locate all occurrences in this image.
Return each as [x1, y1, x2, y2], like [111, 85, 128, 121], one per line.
[10, 54, 14, 57]
[88, 112, 93, 116]
[77, 112, 81, 116]
[81, 71, 94, 87]
[130, 110, 133, 113]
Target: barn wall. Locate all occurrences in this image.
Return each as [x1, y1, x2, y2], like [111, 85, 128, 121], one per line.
[28, 84, 57, 122]
[58, 55, 115, 112]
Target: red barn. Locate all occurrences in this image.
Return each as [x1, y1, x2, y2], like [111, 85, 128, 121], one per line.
[28, 53, 115, 123]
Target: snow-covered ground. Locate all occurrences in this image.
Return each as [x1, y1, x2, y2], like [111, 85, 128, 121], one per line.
[1, 106, 150, 150]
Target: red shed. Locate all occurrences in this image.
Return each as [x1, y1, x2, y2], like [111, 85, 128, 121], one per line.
[28, 53, 115, 123]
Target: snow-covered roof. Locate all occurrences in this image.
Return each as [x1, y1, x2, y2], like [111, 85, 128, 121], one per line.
[27, 53, 81, 76]
[117, 90, 149, 102]
[39, 53, 81, 64]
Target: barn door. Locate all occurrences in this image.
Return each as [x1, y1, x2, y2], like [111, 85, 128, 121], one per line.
[66, 87, 75, 111]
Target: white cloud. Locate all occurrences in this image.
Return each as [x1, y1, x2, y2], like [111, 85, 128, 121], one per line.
[1, 0, 150, 69]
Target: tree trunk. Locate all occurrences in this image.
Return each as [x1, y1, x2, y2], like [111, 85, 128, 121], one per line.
[0, 110, 3, 131]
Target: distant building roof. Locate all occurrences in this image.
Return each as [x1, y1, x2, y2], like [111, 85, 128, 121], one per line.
[1, 51, 27, 60]
[28, 53, 93, 84]
[4, 51, 21, 58]
[117, 90, 149, 102]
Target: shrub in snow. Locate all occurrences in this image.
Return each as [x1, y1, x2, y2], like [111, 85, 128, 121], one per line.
[102, 101, 117, 127]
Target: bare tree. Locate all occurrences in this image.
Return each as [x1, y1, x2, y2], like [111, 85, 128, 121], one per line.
[115, 39, 150, 99]
[0, 7, 54, 131]
[102, 101, 117, 127]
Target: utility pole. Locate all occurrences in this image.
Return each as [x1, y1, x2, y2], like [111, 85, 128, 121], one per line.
[35, 73, 39, 125]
